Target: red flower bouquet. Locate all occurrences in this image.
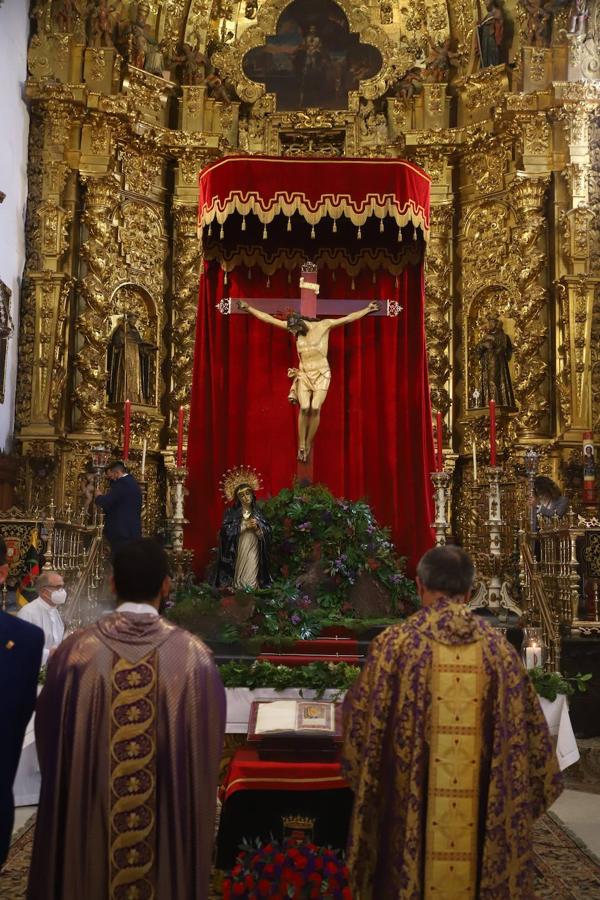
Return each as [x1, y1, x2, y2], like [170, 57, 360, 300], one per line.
[222, 839, 351, 899]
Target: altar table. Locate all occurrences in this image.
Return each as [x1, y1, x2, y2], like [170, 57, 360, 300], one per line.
[13, 688, 580, 807]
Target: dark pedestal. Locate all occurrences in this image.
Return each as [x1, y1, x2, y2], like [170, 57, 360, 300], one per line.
[561, 635, 600, 738]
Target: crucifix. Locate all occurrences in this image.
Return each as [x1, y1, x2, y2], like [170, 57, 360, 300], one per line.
[216, 262, 403, 480]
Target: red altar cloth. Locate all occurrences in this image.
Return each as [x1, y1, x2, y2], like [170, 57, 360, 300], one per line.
[187, 155, 436, 575]
[222, 748, 348, 802]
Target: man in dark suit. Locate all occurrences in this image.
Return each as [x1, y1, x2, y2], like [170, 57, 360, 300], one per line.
[0, 536, 44, 866]
[94, 460, 143, 556]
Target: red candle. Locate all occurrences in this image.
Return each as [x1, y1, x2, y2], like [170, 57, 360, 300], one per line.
[436, 411, 443, 472]
[176, 406, 185, 468]
[489, 399, 496, 467]
[123, 399, 131, 461]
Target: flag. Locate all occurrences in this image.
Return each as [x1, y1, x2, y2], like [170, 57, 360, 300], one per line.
[16, 528, 41, 607]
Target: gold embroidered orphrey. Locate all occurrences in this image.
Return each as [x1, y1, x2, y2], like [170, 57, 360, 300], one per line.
[425, 640, 484, 899]
[110, 652, 158, 900]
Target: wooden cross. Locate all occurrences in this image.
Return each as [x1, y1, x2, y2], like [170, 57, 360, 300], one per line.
[217, 262, 402, 481]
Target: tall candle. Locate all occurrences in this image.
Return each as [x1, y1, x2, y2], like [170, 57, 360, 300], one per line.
[525, 644, 541, 670]
[176, 406, 185, 468]
[489, 399, 496, 467]
[123, 399, 131, 461]
[472, 439, 478, 482]
[436, 411, 443, 472]
[141, 438, 147, 479]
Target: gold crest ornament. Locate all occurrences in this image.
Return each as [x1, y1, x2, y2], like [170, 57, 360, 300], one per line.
[220, 466, 263, 502]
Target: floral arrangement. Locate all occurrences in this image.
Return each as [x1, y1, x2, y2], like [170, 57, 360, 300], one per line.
[169, 484, 417, 645]
[222, 839, 351, 899]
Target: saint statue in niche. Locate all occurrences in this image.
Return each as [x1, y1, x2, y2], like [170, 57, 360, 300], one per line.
[476, 315, 516, 408]
[107, 313, 157, 405]
[212, 467, 271, 591]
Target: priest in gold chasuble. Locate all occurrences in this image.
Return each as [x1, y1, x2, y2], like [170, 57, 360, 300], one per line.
[27, 540, 226, 900]
[342, 546, 562, 900]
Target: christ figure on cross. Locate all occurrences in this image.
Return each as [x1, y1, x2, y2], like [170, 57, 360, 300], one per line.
[237, 298, 379, 462]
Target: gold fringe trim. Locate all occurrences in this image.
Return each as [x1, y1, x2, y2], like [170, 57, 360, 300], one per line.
[198, 194, 429, 241]
[203, 243, 423, 278]
[199, 158, 431, 239]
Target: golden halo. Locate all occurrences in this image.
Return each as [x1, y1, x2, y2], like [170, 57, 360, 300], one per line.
[220, 466, 263, 502]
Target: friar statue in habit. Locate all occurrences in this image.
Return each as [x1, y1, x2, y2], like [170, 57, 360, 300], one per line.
[476, 314, 516, 408]
[238, 300, 379, 461]
[107, 312, 157, 405]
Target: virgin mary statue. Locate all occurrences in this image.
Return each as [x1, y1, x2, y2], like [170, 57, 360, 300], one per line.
[212, 467, 271, 590]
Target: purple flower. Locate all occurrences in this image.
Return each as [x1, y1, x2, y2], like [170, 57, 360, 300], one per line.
[298, 521, 312, 531]
[291, 612, 301, 625]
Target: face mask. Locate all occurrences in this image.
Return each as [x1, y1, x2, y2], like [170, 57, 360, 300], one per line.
[50, 588, 67, 606]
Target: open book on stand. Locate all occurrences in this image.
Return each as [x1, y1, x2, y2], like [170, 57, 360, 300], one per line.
[248, 700, 343, 760]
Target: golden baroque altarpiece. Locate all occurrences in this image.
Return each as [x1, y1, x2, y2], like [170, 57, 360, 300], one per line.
[11, 0, 600, 565]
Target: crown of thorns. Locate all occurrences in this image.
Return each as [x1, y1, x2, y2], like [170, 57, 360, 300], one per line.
[220, 466, 263, 502]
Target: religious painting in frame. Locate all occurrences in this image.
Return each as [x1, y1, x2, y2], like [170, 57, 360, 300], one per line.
[241, 0, 382, 111]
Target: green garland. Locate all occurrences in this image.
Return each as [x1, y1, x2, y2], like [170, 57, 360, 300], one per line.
[528, 667, 591, 702]
[218, 659, 360, 696]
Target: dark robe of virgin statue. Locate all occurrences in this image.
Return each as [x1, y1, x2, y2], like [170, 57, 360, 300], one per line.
[27, 612, 225, 900]
[212, 490, 272, 590]
[342, 597, 562, 899]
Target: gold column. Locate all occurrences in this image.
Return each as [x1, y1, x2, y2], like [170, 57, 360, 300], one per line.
[73, 176, 120, 437]
[169, 204, 203, 444]
[508, 174, 552, 440]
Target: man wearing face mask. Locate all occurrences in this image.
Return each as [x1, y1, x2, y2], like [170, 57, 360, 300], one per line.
[27, 538, 225, 900]
[17, 571, 66, 664]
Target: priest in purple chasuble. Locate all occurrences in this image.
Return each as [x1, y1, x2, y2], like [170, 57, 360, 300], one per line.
[27, 539, 226, 900]
[342, 546, 562, 900]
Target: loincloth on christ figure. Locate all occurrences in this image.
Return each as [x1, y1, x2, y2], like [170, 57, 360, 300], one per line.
[287, 365, 331, 404]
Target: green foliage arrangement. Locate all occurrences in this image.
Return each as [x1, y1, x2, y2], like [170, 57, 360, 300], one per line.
[218, 659, 360, 696]
[169, 484, 417, 645]
[528, 667, 592, 702]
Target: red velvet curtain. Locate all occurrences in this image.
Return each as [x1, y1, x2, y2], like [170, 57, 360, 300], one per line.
[186, 261, 435, 575]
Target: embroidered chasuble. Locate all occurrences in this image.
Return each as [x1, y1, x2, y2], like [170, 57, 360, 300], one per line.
[342, 598, 562, 900]
[27, 613, 226, 900]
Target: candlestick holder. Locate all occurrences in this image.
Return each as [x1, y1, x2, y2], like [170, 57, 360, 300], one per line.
[167, 466, 193, 590]
[430, 470, 451, 546]
[138, 478, 148, 533]
[486, 466, 503, 606]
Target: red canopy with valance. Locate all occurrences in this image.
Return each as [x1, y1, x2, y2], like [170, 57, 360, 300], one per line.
[186, 155, 435, 574]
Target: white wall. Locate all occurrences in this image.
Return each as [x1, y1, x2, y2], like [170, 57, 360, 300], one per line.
[0, 0, 30, 450]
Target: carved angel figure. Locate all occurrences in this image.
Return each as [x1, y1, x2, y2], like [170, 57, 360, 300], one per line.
[171, 43, 208, 85]
[522, 0, 555, 47]
[53, 0, 81, 32]
[424, 37, 460, 83]
[87, 0, 116, 48]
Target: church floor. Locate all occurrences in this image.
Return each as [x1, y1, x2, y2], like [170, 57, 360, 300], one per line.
[3, 791, 600, 898]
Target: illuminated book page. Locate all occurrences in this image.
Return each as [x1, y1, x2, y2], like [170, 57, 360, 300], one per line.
[296, 702, 334, 732]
